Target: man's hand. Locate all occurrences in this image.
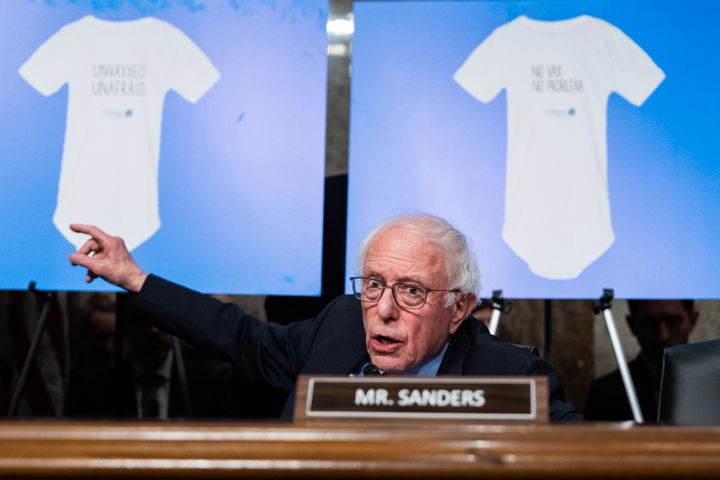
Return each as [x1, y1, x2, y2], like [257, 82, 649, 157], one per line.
[68, 224, 148, 293]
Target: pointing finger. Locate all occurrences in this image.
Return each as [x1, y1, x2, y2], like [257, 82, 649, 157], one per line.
[70, 224, 112, 247]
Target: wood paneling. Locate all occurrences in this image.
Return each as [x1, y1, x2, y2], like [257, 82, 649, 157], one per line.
[0, 421, 719, 478]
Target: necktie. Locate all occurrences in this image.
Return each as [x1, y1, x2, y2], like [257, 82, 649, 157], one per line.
[362, 363, 385, 376]
[138, 372, 165, 419]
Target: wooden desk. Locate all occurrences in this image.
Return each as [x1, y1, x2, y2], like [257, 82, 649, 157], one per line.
[0, 421, 719, 478]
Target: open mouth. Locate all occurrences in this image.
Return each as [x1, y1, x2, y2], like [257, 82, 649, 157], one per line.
[371, 334, 402, 353]
[376, 335, 400, 344]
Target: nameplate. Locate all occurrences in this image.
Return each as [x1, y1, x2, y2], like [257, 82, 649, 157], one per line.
[294, 375, 548, 423]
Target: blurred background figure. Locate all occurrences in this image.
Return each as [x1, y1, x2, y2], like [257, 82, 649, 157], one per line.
[64, 294, 235, 419]
[70, 293, 118, 374]
[584, 300, 698, 422]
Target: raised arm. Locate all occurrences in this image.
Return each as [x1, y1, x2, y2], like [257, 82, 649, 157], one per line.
[68, 224, 148, 292]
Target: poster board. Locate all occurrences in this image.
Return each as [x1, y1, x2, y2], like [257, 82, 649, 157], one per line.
[0, 0, 328, 294]
[346, 0, 720, 299]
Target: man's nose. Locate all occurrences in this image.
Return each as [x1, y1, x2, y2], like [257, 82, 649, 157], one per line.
[376, 288, 399, 321]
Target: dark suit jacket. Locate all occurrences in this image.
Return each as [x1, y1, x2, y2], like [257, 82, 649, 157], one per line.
[135, 275, 581, 422]
[584, 354, 658, 422]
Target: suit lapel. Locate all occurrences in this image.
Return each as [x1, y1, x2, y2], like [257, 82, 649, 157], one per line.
[301, 329, 369, 375]
[300, 300, 369, 375]
[438, 319, 477, 375]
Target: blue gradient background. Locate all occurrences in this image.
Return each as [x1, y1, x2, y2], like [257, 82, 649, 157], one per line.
[0, 0, 327, 294]
[346, 0, 720, 299]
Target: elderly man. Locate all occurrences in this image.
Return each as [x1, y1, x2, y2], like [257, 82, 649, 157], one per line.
[69, 214, 580, 421]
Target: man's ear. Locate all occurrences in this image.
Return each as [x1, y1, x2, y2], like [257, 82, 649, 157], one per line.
[449, 293, 477, 334]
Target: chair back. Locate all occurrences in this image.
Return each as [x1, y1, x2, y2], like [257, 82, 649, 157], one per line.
[658, 339, 720, 425]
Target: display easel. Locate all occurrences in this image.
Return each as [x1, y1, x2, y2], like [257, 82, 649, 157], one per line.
[7, 288, 192, 418]
[6, 282, 54, 417]
[488, 289, 511, 336]
[592, 289, 644, 423]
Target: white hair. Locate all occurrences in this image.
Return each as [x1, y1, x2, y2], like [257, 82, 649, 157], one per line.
[356, 214, 481, 304]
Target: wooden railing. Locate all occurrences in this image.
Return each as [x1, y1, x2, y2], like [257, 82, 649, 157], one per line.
[0, 421, 719, 478]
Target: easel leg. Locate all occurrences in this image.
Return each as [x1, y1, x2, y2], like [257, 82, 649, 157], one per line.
[488, 290, 511, 336]
[6, 284, 53, 418]
[593, 289, 644, 423]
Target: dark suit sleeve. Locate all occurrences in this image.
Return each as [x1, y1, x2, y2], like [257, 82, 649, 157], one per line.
[134, 275, 326, 391]
[462, 343, 583, 423]
[524, 357, 583, 423]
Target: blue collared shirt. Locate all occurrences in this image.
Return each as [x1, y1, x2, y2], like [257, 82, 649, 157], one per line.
[357, 343, 449, 377]
[403, 343, 449, 377]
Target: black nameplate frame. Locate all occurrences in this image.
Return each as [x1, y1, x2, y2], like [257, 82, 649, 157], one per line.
[294, 375, 548, 423]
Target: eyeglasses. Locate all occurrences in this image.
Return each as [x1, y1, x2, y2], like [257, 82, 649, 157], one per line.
[350, 276, 459, 310]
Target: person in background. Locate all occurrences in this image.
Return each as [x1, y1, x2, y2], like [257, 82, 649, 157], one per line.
[65, 297, 235, 419]
[70, 293, 118, 374]
[584, 300, 698, 422]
